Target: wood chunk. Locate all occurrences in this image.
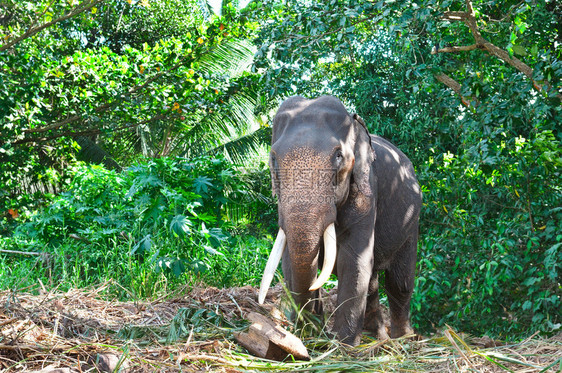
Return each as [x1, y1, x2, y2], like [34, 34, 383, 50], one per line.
[92, 353, 131, 372]
[31, 368, 74, 373]
[234, 312, 310, 361]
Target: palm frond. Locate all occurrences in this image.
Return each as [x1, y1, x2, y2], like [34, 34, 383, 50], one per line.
[172, 89, 264, 161]
[214, 126, 271, 165]
[92, 38, 259, 163]
[198, 39, 256, 78]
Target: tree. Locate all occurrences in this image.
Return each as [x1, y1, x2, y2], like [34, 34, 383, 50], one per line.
[0, 0, 264, 209]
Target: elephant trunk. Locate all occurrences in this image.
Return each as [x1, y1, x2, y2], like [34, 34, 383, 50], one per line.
[258, 223, 337, 304]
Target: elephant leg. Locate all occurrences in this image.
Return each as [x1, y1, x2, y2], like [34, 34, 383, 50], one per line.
[363, 272, 390, 340]
[333, 232, 374, 346]
[384, 236, 417, 338]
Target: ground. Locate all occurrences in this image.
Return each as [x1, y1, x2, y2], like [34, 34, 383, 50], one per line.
[0, 284, 560, 372]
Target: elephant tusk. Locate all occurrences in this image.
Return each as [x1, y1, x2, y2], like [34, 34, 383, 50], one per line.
[258, 229, 286, 304]
[309, 223, 337, 291]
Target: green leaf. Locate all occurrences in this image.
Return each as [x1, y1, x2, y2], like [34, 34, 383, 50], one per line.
[132, 234, 152, 255]
[171, 259, 186, 277]
[170, 214, 191, 237]
[512, 45, 527, 56]
[189, 259, 208, 274]
[194, 176, 213, 194]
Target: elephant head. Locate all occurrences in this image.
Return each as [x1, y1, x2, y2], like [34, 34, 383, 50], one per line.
[258, 96, 374, 309]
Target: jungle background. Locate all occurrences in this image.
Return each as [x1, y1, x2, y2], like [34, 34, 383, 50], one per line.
[0, 0, 560, 371]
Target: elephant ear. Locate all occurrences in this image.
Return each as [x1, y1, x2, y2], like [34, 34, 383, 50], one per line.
[352, 114, 375, 197]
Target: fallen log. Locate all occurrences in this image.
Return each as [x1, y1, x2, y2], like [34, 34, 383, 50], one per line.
[234, 312, 310, 361]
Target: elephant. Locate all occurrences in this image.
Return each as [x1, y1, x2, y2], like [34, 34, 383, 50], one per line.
[258, 95, 422, 346]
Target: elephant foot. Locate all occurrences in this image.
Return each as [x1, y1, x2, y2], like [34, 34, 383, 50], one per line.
[364, 307, 390, 340]
[363, 323, 389, 340]
[390, 320, 414, 339]
[334, 327, 362, 347]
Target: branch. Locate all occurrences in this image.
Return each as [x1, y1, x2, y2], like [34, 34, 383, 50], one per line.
[273, 12, 381, 45]
[27, 0, 58, 33]
[13, 114, 167, 145]
[442, 11, 470, 21]
[431, 44, 478, 54]
[22, 56, 189, 135]
[434, 0, 561, 101]
[434, 73, 476, 108]
[481, 42, 533, 80]
[24, 102, 112, 135]
[0, 0, 105, 53]
[0, 249, 42, 256]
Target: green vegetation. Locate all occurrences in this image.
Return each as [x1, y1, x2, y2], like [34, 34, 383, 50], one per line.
[1, 0, 560, 347]
[0, 156, 275, 296]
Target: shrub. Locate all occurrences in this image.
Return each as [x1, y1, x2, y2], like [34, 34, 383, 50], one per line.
[0, 156, 275, 296]
[412, 130, 562, 337]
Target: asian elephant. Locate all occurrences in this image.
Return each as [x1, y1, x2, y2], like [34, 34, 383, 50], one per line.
[258, 96, 422, 346]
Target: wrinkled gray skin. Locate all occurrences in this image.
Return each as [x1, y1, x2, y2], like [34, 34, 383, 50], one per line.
[269, 96, 422, 346]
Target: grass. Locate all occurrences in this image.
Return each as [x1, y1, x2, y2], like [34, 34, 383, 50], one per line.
[0, 231, 273, 299]
[1, 283, 560, 372]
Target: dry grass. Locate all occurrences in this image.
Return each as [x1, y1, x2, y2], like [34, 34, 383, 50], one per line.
[0, 283, 560, 372]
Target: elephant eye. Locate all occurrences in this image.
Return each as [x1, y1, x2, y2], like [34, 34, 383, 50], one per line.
[335, 150, 343, 165]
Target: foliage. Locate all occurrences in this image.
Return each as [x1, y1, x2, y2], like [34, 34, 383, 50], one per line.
[0, 0, 263, 215]
[415, 130, 562, 336]
[0, 156, 275, 297]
